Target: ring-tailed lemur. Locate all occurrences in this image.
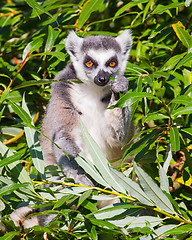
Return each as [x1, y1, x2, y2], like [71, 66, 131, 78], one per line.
[10, 30, 134, 227]
[41, 30, 134, 186]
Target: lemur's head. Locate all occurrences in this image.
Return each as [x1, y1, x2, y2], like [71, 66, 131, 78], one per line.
[65, 30, 132, 86]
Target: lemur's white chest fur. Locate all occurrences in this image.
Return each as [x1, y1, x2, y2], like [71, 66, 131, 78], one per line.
[70, 82, 112, 159]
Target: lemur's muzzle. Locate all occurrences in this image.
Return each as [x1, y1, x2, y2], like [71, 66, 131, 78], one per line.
[94, 70, 110, 87]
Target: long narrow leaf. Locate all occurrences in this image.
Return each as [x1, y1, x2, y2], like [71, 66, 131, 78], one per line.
[169, 126, 180, 152]
[12, 79, 55, 91]
[109, 216, 162, 228]
[78, 0, 104, 29]
[44, 25, 60, 52]
[170, 95, 192, 106]
[108, 92, 158, 109]
[9, 101, 32, 127]
[163, 142, 172, 172]
[24, 0, 52, 18]
[0, 141, 35, 194]
[75, 153, 111, 188]
[80, 119, 126, 194]
[133, 162, 175, 214]
[172, 21, 192, 49]
[0, 153, 23, 168]
[22, 96, 44, 175]
[0, 183, 29, 197]
[111, 168, 154, 206]
[23, 38, 43, 61]
[159, 165, 170, 193]
[172, 106, 192, 116]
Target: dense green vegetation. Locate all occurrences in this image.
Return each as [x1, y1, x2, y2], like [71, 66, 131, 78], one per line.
[0, 0, 192, 239]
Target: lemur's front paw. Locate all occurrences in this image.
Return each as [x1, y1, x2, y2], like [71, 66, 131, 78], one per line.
[111, 75, 128, 93]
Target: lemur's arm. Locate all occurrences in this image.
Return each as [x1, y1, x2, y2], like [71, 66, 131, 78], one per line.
[105, 75, 133, 147]
[47, 94, 94, 186]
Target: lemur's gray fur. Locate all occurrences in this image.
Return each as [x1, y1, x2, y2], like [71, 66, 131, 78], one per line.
[10, 30, 134, 227]
[41, 30, 133, 186]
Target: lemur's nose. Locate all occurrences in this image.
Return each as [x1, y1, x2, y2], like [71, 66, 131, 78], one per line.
[94, 70, 110, 86]
[98, 76, 106, 82]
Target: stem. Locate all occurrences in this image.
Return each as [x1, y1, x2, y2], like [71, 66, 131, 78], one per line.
[3, 112, 39, 145]
[153, 207, 192, 225]
[5, 51, 30, 91]
[34, 180, 192, 226]
[161, 97, 173, 126]
[68, 220, 80, 232]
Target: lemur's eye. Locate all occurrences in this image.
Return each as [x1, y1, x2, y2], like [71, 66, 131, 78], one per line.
[109, 61, 116, 67]
[85, 61, 94, 67]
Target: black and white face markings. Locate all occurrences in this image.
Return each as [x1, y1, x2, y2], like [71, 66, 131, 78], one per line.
[80, 35, 121, 86]
[65, 30, 132, 86]
[82, 50, 119, 86]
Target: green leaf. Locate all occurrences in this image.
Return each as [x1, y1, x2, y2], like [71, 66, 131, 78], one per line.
[24, 0, 52, 18]
[185, 0, 192, 7]
[109, 216, 162, 229]
[0, 142, 35, 195]
[91, 203, 141, 219]
[114, 0, 148, 18]
[22, 96, 44, 175]
[109, 92, 158, 109]
[9, 101, 32, 127]
[0, 153, 23, 168]
[142, 0, 153, 22]
[34, 51, 66, 61]
[78, 0, 104, 29]
[159, 165, 170, 194]
[161, 53, 186, 71]
[123, 128, 162, 159]
[111, 168, 154, 206]
[181, 128, 192, 137]
[44, 25, 60, 52]
[153, 72, 171, 79]
[172, 106, 192, 117]
[0, 88, 10, 104]
[172, 21, 192, 49]
[170, 126, 180, 152]
[0, 199, 5, 211]
[0, 183, 29, 197]
[142, 112, 169, 124]
[12, 79, 55, 91]
[152, 2, 185, 15]
[126, 62, 149, 75]
[0, 106, 5, 122]
[76, 153, 110, 188]
[23, 38, 43, 61]
[163, 224, 192, 235]
[79, 121, 153, 206]
[133, 162, 175, 214]
[24, 126, 45, 175]
[86, 222, 97, 240]
[86, 217, 117, 229]
[175, 52, 192, 69]
[80, 119, 127, 194]
[6, 91, 22, 102]
[53, 194, 74, 209]
[170, 95, 192, 106]
[163, 143, 172, 173]
[78, 189, 92, 207]
[0, 232, 19, 240]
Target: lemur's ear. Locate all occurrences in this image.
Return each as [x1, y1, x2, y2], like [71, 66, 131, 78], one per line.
[65, 31, 83, 58]
[116, 30, 133, 55]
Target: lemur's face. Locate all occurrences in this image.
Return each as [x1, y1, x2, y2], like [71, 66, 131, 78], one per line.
[83, 49, 119, 86]
[65, 31, 132, 86]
